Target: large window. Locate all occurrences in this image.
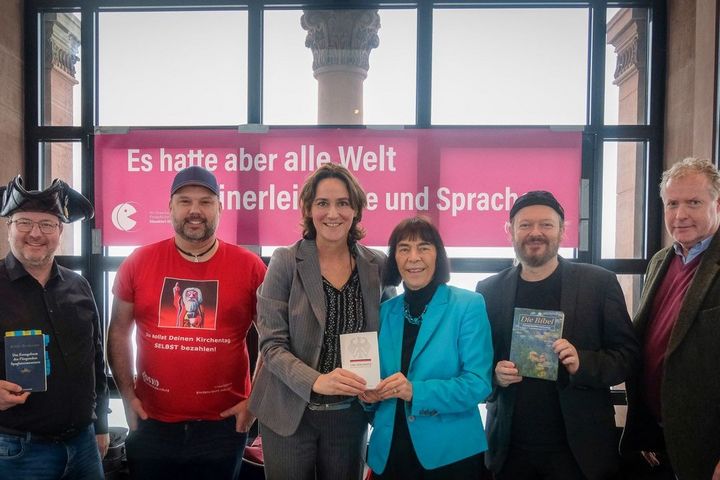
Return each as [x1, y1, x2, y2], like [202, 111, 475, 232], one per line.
[432, 8, 589, 125]
[25, 1, 665, 394]
[98, 11, 249, 126]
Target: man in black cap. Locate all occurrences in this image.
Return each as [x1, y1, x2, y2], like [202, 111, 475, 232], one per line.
[476, 190, 639, 480]
[108, 166, 266, 479]
[0, 176, 108, 478]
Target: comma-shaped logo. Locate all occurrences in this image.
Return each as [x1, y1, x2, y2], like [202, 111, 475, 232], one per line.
[111, 202, 137, 231]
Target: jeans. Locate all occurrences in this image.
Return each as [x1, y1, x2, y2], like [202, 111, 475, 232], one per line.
[0, 425, 103, 480]
[125, 416, 247, 480]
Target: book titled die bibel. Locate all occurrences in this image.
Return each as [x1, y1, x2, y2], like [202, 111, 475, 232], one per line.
[4, 330, 48, 392]
[509, 308, 565, 381]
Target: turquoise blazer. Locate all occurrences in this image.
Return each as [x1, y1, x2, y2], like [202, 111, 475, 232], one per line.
[367, 284, 493, 472]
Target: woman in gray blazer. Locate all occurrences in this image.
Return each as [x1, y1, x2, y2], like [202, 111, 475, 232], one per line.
[248, 163, 388, 480]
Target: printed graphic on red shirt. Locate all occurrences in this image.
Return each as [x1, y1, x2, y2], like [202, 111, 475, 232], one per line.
[158, 278, 218, 330]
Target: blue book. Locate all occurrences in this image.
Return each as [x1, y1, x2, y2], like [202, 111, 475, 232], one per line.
[4, 330, 47, 392]
[509, 308, 565, 381]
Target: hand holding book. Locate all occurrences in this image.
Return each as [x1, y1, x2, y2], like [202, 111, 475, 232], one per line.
[0, 379, 30, 411]
[553, 338, 580, 375]
[494, 360, 522, 387]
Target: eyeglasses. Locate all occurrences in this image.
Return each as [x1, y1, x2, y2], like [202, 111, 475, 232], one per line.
[8, 219, 60, 234]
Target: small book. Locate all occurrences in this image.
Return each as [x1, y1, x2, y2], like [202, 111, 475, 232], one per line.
[340, 331, 381, 389]
[509, 308, 565, 381]
[4, 330, 48, 392]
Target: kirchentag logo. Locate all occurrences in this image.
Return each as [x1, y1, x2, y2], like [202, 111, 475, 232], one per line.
[111, 202, 137, 231]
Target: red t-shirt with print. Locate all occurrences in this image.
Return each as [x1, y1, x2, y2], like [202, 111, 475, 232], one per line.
[113, 238, 266, 422]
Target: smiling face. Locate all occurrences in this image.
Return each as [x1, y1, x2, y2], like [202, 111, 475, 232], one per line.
[309, 178, 356, 247]
[8, 211, 63, 270]
[395, 237, 437, 291]
[662, 172, 720, 255]
[170, 185, 221, 243]
[510, 205, 564, 268]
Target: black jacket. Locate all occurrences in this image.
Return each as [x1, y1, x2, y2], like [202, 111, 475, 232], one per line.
[476, 257, 639, 480]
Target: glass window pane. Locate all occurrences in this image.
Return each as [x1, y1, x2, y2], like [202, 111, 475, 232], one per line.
[432, 8, 589, 125]
[601, 141, 647, 259]
[98, 11, 248, 126]
[106, 245, 139, 257]
[617, 273, 644, 317]
[605, 8, 649, 125]
[40, 141, 83, 255]
[263, 10, 315, 125]
[264, 9, 415, 125]
[363, 9, 416, 125]
[41, 12, 81, 126]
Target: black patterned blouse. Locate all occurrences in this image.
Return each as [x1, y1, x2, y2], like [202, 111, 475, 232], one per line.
[310, 267, 366, 404]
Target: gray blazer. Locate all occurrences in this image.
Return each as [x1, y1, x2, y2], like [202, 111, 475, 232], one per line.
[248, 239, 387, 436]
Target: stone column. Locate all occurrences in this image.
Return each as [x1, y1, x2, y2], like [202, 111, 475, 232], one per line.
[43, 13, 80, 255]
[607, 8, 648, 315]
[301, 10, 380, 125]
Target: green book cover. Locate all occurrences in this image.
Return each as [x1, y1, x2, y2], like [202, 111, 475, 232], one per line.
[4, 330, 47, 392]
[509, 308, 565, 381]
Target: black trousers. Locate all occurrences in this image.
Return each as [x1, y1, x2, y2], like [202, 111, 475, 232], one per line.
[125, 417, 247, 480]
[495, 445, 586, 480]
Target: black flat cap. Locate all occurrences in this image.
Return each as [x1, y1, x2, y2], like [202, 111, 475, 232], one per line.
[509, 190, 565, 220]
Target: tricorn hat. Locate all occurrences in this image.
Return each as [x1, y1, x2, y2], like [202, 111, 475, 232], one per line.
[0, 175, 94, 223]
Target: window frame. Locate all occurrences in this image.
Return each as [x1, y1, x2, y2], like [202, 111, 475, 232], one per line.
[23, 0, 666, 388]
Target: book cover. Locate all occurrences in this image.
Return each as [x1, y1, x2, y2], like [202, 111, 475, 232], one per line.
[509, 308, 565, 381]
[4, 330, 47, 392]
[340, 331, 381, 389]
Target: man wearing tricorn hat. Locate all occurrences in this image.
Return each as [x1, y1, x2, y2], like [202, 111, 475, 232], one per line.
[0, 176, 108, 478]
[476, 190, 639, 480]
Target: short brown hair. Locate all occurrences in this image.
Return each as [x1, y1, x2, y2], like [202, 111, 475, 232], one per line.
[383, 216, 451, 287]
[299, 163, 367, 243]
[660, 157, 720, 200]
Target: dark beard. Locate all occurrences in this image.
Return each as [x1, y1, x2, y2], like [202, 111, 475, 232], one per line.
[173, 219, 215, 242]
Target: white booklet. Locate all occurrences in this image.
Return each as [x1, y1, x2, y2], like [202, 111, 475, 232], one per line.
[340, 331, 381, 389]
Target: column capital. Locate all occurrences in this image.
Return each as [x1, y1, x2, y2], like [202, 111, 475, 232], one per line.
[607, 8, 648, 84]
[44, 13, 80, 78]
[301, 9, 380, 76]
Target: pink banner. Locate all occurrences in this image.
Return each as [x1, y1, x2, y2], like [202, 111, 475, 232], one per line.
[95, 128, 581, 247]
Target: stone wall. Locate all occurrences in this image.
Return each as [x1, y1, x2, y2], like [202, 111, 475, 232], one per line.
[0, 0, 24, 257]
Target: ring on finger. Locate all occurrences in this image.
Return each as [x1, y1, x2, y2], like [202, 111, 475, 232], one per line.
[393, 388, 398, 394]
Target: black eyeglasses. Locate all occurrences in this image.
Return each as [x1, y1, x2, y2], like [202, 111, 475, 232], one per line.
[8, 219, 60, 234]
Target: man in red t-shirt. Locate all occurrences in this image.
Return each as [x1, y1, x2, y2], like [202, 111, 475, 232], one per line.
[108, 166, 266, 479]
[622, 157, 720, 480]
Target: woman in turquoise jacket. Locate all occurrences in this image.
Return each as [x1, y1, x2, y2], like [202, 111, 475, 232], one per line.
[362, 216, 493, 479]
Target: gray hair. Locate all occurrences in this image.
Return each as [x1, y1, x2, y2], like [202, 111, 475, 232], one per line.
[660, 157, 720, 200]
